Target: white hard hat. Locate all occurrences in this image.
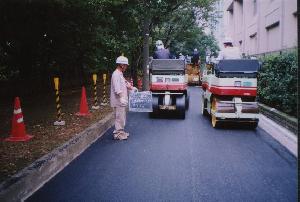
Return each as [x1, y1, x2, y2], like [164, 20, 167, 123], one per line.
[156, 40, 163, 46]
[155, 40, 164, 50]
[194, 48, 197, 52]
[223, 37, 233, 44]
[116, 55, 129, 65]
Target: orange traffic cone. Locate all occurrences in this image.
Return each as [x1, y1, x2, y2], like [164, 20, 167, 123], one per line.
[76, 86, 90, 116]
[5, 97, 33, 142]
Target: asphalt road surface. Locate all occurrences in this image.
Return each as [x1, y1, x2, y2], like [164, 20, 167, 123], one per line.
[27, 87, 297, 202]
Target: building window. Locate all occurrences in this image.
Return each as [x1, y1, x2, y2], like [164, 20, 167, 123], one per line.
[266, 21, 280, 30]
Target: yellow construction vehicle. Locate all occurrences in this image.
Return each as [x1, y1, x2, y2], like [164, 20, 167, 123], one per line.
[185, 63, 201, 86]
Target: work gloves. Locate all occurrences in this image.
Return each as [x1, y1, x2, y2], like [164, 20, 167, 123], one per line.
[132, 87, 138, 92]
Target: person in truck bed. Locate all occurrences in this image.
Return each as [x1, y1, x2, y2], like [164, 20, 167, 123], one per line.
[153, 40, 172, 59]
[217, 37, 242, 61]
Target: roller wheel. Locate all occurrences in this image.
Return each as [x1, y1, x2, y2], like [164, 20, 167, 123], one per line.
[150, 95, 159, 119]
[149, 111, 157, 118]
[211, 97, 220, 128]
[179, 109, 185, 119]
[201, 98, 208, 116]
[211, 114, 220, 128]
[249, 121, 258, 129]
[185, 92, 190, 110]
[177, 95, 186, 119]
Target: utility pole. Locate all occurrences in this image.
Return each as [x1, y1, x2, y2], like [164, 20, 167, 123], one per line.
[142, 4, 150, 91]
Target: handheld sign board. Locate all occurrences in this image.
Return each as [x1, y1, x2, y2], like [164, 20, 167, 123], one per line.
[129, 91, 153, 112]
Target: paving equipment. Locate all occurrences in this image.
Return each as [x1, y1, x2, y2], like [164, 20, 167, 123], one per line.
[186, 63, 201, 85]
[149, 59, 189, 119]
[201, 59, 260, 128]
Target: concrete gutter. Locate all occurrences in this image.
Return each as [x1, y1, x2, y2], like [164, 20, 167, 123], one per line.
[258, 114, 298, 158]
[258, 103, 298, 135]
[0, 112, 114, 202]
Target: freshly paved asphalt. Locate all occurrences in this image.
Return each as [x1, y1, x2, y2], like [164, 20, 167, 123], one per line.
[27, 87, 297, 202]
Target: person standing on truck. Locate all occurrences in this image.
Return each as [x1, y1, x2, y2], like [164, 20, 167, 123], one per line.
[217, 37, 242, 61]
[110, 55, 138, 140]
[153, 40, 172, 59]
[191, 48, 200, 66]
[178, 53, 185, 60]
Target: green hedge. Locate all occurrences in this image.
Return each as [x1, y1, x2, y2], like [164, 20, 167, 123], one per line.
[258, 50, 298, 118]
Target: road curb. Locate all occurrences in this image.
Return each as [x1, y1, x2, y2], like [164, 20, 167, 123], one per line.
[0, 112, 114, 202]
[258, 114, 297, 158]
[258, 103, 298, 135]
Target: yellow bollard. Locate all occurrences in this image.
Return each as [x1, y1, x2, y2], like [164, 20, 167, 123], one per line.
[101, 73, 108, 106]
[91, 74, 100, 110]
[53, 77, 65, 126]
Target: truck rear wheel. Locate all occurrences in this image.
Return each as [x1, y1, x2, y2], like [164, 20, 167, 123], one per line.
[149, 95, 159, 118]
[177, 95, 186, 119]
[185, 91, 190, 110]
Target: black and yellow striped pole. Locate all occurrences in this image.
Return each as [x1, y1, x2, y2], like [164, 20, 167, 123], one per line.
[53, 77, 65, 126]
[92, 74, 100, 110]
[101, 73, 108, 106]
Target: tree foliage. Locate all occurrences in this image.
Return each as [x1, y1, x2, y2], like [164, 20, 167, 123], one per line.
[0, 0, 218, 94]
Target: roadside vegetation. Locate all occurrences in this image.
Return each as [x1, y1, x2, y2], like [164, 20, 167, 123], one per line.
[258, 50, 298, 118]
[0, 0, 219, 97]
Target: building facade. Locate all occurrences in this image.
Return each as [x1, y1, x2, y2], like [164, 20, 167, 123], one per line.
[221, 0, 297, 56]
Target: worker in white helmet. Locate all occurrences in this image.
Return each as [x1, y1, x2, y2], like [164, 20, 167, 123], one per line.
[178, 53, 185, 60]
[153, 40, 172, 59]
[110, 55, 138, 140]
[217, 37, 242, 61]
[191, 48, 200, 66]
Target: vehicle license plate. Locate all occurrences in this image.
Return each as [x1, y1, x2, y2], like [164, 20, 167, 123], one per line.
[159, 105, 176, 110]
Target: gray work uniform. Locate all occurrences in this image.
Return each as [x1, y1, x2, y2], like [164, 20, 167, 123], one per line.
[110, 69, 131, 134]
[217, 47, 242, 60]
[153, 49, 171, 59]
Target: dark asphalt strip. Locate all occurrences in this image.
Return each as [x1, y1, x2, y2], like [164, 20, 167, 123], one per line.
[27, 87, 297, 202]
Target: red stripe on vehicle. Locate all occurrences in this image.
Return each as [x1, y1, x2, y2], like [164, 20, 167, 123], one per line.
[150, 83, 187, 91]
[202, 82, 257, 96]
[209, 86, 257, 96]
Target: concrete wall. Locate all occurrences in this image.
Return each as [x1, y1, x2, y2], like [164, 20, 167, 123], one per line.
[221, 0, 297, 56]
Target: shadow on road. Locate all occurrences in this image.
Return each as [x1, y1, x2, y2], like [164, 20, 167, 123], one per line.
[212, 122, 258, 131]
[148, 111, 184, 120]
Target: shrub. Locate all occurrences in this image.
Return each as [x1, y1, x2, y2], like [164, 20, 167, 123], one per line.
[258, 50, 298, 117]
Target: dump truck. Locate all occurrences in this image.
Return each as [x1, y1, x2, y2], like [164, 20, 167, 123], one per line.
[201, 59, 260, 128]
[149, 59, 189, 119]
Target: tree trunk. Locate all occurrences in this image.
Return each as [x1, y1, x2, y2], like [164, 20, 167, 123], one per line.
[142, 17, 150, 91]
